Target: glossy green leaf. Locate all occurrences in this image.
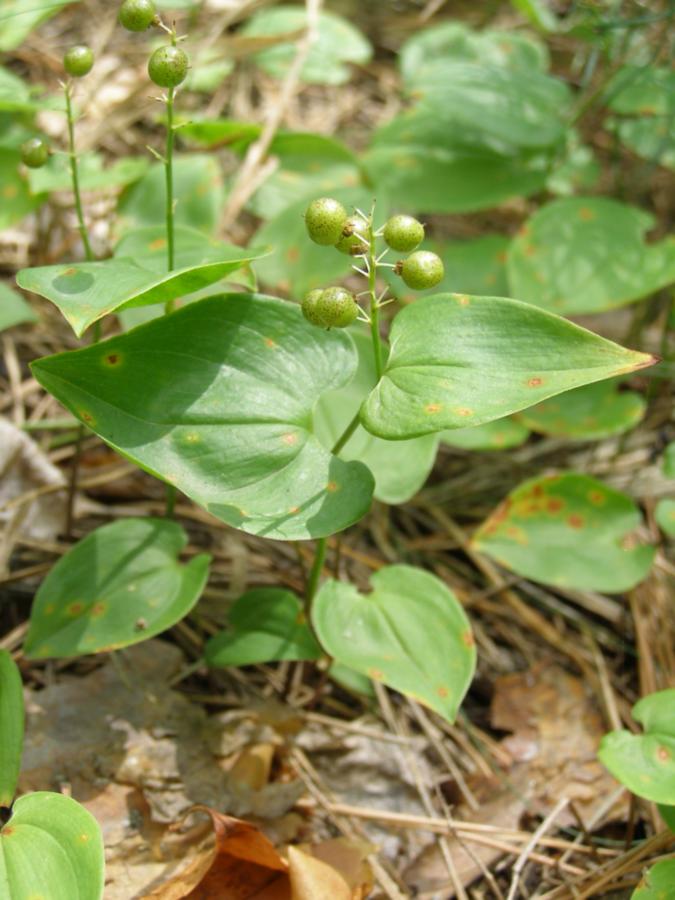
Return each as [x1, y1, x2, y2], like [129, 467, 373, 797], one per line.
[474, 473, 655, 593]
[253, 186, 372, 296]
[361, 292, 654, 440]
[205, 588, 321, 667]
[0, 1, 76, 52]
[312, 565, 476, 723]
[28, 153, 148, 195]
[0, 651, 23, 807]
[384, 235, 510, 302]
[0, 282, 36, 332]
[0, 792, 104, 899]
[664, 444, 675, 479]
[116, 155, 224, 237]
[632, 859, 675, 899]
[315, 331, 438, 504]
[656, 500, 675, 537]
[400, 21, 548, 89]
[242, 6, 372, 85]
[0, 149, 43, 229]
[31, 295, 374, 541]
[24, 519, 210, 659]
[507, 197, 675, 314]
[599, 690, 675, 805]
[16, 243, 266, 337]
[441, 417, 530, 451]
[517, 380, 646, 440]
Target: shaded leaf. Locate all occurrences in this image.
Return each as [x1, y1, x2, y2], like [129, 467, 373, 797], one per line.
[24, 519, 210, 659]
[0, 282, 36, 332]
[441, 417, 530, 451]
[0, 650, 23, 806]
[312, 565, 476, 722]
[659, 804, 675, 833]
[0, 65, 34, 111]
[507, 197, 675, 314]
[517, 380, 646, 440]
[608, 116, 675, 170]
[599, 690, 675, 804]
[314, 331, 439, 504]
[16, 244, 266, 337]
[606, 66, 675, 116]
[242, 6, 372, 85]
[664, 443, 675, 479]
[474, 472, 655, 593]
[360, 292, 654, 439]
[31, 295, 374, 540]
[28, 153, 148, 195]
[205, 588, 322, 667]
[0, 792, 104, 899]
[0, 149, 43, 229]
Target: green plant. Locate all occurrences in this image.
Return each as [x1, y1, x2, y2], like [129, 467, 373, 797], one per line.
[20, 136, 49, 168]
[304, 196, 348, 245]
[397, 249, 445, 290]
[148, 45, 189, 89]
[383, 214, 425, 252]
[63, 44, 94, 78]
[119, 0, 157, 31]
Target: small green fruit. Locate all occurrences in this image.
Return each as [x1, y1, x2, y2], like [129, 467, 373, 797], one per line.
[301, 289, 325, 326]
[335, 215, 368, 256]
[119, 0, 157, 31]
[383, 214, 425, 253]
[399, 251, 444, 291]
[304, 198, 347, 246]
[20, 137, 50, 169]
[316, 287, 359, 328]
[64, 45, 94, 77]
[148, 45, 189, 88]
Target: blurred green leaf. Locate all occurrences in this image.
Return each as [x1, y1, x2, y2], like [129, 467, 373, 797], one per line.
[28, 153, 149, 195]
[441, 417, 530, 451]
[0, 149, 43, 228]
[0, 282, 36, 332]
[632, 859, 675, 899]
[656, 499, 675, 537]
[0, 1, 75, 52]
[0, 650, 23, 806]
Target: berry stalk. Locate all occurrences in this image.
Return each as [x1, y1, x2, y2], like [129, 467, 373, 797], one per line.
[365, 207, 384, 381]
[64, 82, 94, 264]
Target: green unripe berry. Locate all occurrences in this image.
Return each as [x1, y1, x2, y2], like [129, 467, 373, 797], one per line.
[21, 137, 50, 169]
[301, 289, 325, 326]
[315, 287, 359, 328]
[383, 214, 425, 253]
[304, 197, 347, 246]
[335, 215, 368, 256]
[64, 45, 94, 77]
[148, 45, 189, 88]
[398, 251, 444, 291]
[119, 0, 157, 31]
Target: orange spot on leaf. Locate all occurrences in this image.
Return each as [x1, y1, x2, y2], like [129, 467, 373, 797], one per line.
[281, 433, 298, 446]
[528, 377, 544, 388]
[368, 668, 384, 680]
[149, 238, 166, 250]
[263, 337, 277, 349]
[579, 206, 595, 221]
[462, 630, 475, 648]
[326, 481, 339, 492]
[425, 403, 443, 414]
[455, 407, 473, 417]
[437, 686, 449, 698]
[567, 514, 584, 529]
[547, 498, 564, 513]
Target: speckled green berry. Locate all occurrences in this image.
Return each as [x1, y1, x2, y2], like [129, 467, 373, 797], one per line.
[383, 214, 425, 253]
[301, 289, 325, 326]
[20, 137, 50, 169]
[304, 197, 347, 246]
[398, 251, 444, 291]
[148, 45, 189, 88]
[64, 45, 94, 77]
[119, 0, 157, 31]
[335, 215, 368, 256]
[315, 287, 359, 328]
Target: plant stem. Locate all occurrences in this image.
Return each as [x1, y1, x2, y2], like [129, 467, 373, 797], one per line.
[331, 410, 361, 455]
[305, 536, 327, 614]
[64, 82, 94, 263]
[164, 84, 176, 312]
[367, 211, 384, 381]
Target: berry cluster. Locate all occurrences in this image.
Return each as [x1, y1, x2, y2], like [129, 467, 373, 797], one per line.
[301, 197, 444, 330]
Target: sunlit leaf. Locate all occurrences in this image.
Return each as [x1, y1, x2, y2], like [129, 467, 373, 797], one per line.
[599, 690, 675, 804]
[361, 292, 654, 439]
[31, 295, 374, 540]
[507, 197, 675, 314]
[441, 417, 530, 451]
[24, 519, 210, 659]
[0, 792, 104, 899]
[474, 472, 655, 593]
[0, 650, 23, 806]
[312, 565, 476, 722]
[206, 588, 321, 667]
[632, 859, 675, 899]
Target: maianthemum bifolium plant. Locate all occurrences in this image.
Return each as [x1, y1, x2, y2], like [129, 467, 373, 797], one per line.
[1, 1, 673, 896]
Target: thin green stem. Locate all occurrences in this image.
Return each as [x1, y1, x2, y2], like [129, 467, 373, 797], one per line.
[331, 410, 361, 455]
[367, 212, 384, 381]
[164, 85, 176, 313]
[64, 82, 94, 262]
[305, 536, 327, 614]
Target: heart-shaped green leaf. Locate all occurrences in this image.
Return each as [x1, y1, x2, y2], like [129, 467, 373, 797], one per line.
[312, 565, 476, 722]
[599, 690, 675, 804]
[0, 282, 36, 332]
[31, 295, 374, 540]
[24, 519, 210, 659]
[241, 6, 372, 85]
[0, 651, 23, 807]
[473, 473, 655, 593]
[0, 792, 104, 899]
[314, 331, 439, 504]
[205, 589, 322, 667]
[441, 417, 530, 451]
[507, 197, 675, 314]
[360, 292, 654, 440]
[16, 244, 266, 337]
[517, 380, 646, 440]
[632, 859, 675, 899]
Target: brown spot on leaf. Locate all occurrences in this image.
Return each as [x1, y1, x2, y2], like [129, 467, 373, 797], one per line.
[567, 514, 584, 529]
[528, 377, 543, 388]
[281, 433, 298, 446]
[579, 207, 595, 221]
[286, 246, 300, 263]
[103, 353, 121, 367]
[149, 238, 166, 251]
[67, 602, 84, 616]
[61, 267, 78, 277]
[368, 668, 384, 680]
[455, 407, 473, 417]
[1, 827, 14, 836]
[588, 490, 606, 505]
[453, 293, 470, 306]
[437, 686, 449, 698]
[326, 481, 339, 492]
[263, 337, 277, 349]
[657, 745, 671, 762]
[547, 498, 564, 513]
[425, 403, 442, 414]
[288, 506, 300, 514]
[91, 602, 106, 618]
[462, 630, 475, 648]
